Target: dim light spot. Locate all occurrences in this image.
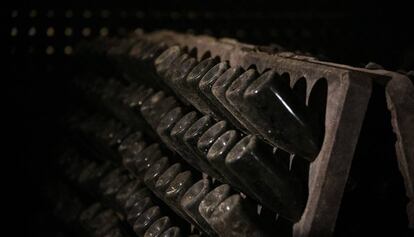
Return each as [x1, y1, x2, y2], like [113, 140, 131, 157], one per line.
[47, 10, 54, 18]
[29, 9, 37, 18]
[28, 27, 36, 36]
[120, 11, 127, 18]
[83, 10, 92, 18]
[100, 27, 109, 36]
[136, 11, 145, 18]
[64, 27, 73, 36]
[47, 27, 55, 37]
[64, 46, 73, 55]
[11, 10, 18, 18]
[65, 10, 73, 18]
[101, 10, 110, 18]
[46, 46, 55, 55]
[11, 27, 18, 37]
[82, 28, 91, 37]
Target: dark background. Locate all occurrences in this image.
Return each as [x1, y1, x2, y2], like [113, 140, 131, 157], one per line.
[5, 0, 413, 236]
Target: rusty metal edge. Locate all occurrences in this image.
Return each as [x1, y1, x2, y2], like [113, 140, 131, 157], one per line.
[383, 71, 414, 229]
